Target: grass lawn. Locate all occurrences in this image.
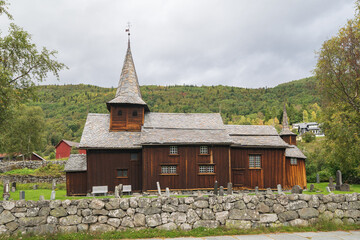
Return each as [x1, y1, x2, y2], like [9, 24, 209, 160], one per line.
[305, 182, 360, 195]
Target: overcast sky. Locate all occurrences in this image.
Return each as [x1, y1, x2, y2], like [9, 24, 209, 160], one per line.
[1, 0, 356, 88]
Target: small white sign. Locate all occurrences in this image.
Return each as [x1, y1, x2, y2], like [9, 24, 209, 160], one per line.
[123, 185, 132, 192]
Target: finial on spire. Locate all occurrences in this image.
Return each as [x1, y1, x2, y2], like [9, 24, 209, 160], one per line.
[126, 22, 131, 41]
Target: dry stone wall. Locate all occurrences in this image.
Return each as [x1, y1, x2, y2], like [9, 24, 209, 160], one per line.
[0, 193, 359, 235]
[0, 175, 65, 184]
[0, 160, 67, 173]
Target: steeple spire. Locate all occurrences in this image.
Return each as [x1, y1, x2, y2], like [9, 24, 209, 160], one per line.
[280, 103, 296, 136]
[107, 26, 149, 111]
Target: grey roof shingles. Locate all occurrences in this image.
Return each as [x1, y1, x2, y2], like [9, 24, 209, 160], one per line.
[230, 135, 289, 148]
[64, 154, 87, 172]
[107, 41, 148, 109]
[143, 112, 225, 130]
[225, 125, 278, 136]
[79, 114, 142, 149]
[286, 145, 307, 159]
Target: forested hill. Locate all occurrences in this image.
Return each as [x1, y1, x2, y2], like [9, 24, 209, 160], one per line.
[28, 76, 320, 149]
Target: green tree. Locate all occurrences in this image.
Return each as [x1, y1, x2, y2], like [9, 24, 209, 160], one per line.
[0, 0, 66, 125]
[2, 105, 46, 159]
[303, 110, 309, 122]
[314, 1, 360, 183]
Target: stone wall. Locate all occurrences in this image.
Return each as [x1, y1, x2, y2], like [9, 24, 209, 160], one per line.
[0, 175, 65, 184]
[0, 193, 359, 235]
[0, 160, 67, 173]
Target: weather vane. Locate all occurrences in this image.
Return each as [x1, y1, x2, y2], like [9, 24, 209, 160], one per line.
[125, 22, 131, 37]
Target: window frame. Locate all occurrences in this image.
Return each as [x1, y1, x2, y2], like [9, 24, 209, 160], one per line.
[169, 146, 178, 155]
[249, 154, 261, 169]
[117, 110, 122, 116]
[199, 146, 209, 155]
[161, 165, 177, 175]
[116, 169, 128, 178]
[290, 158, 297, 165]
[199, 165, 215, 174]
[130, 153, 138, 161]
[132, 110, 138, 117]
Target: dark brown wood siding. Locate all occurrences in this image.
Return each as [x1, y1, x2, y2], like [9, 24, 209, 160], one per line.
[86, 149, 142, 193]
[110, 105, 144, 131]
[280, 135, 297, 145]
[142, 145, 230, 191]
[66, 172, 87, 196]
[231, 148, 286, 189]
[285, 158, 307, 189]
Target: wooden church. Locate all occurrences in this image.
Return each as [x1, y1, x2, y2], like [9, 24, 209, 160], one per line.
[64, 37, 307, 196]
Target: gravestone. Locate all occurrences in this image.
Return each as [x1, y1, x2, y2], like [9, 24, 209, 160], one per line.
[52, 179, 56, 190]
[291, 185, 303, 194]
[335, 170, 342, 191]
[165, 187, 170, 197]
[219, 186, 224, 196]
[255, 186, 259, 194]
[156, 182, 162, 196]
[316, 173, 320, 183]
[33, 184, 38, 190]
[114, 186, 119, 198]
[214, 181, 218, 195]
[118, 184, 123, 198]
[266, 188, 273, 195]
[50, 190, 56, 200]
[3, 182, 10, 200]
[310, 184, 315, 192]
[277, 184, 282, 194]
[340, 183, 350, 191]
[328, 177, 335, 191]
[326, 186, 331, 193]
[19, 191, 25, 200]
[227, 182, 232, 195]
[11, 182, 16, 192]
[39, 195, 45, 201]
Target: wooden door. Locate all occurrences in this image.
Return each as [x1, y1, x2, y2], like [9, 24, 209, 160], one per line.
[232, 169, 245, 187]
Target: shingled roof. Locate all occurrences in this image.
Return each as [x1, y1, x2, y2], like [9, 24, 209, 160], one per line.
[79, 114, 142, 149]
[107, 39, 148, 110]
[285, 145, 307, 159]
[226, 125, 278, 136]
[64, 154, 87, 172]
[143, 113, 224, 129]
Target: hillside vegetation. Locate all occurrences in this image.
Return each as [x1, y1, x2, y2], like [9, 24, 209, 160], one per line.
[27, 76, 320, 155]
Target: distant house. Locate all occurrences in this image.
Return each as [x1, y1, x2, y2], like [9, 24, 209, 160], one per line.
[292, 122, 324, 136]
[0, 152, 45, 161]
[30, 152, 46, 161]
[55, 140, 86, 159]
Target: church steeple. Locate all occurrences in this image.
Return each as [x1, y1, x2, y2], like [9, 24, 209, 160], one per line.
[107, 37, 148, 111]
[280, 103, 297, 145]
[107, 29, 148, 132]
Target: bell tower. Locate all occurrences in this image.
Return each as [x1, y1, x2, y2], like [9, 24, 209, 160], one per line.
[280, 103, 297, 145]
[106, 27, 149, 131]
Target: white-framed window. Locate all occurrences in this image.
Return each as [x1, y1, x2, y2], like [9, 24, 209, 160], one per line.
[169, 146, 178, 155]
[249, 155, 261, 168]
[161, 165, 177, 174]
[290, 158, 297, 165]
[200, 146, 208, 154]
[199, 165, 214, 173]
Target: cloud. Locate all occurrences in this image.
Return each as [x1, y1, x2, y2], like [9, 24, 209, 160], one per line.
[1, 0, 355, 88]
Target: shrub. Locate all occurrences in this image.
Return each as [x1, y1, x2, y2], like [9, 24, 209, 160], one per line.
[302, 132, 316, 143]
[34, 163, 64, 177]
[49, 152, 55, 160]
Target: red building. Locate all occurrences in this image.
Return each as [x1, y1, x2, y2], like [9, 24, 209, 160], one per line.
[55, 140, 86, 159]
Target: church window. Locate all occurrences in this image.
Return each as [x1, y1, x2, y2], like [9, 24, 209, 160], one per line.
[132, 110, 138, 116]
[117, 169, 128, 177]
[169, 146, 178, 155]
[161, 165, 177, 174]
[249, 155, 261, 168]
[131, 153, 138, 161]
[200, 146, 208, 154]
[290, 158, 297, 165]
[118, 110, 122, 116]
[199, 165, 214, 173]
